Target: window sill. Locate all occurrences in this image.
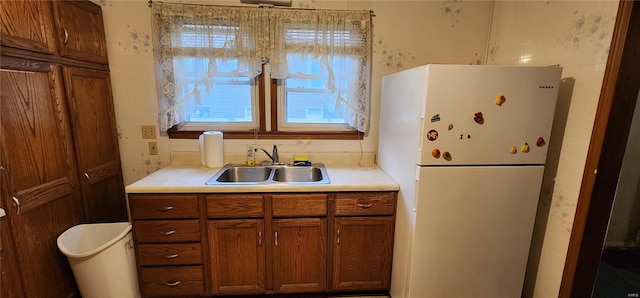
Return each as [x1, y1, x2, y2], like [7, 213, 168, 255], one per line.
[167, 128, 364, 140]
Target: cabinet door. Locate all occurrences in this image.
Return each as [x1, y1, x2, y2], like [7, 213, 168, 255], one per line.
[332, 217, 394, 291]
[273, 218, 327, 293]
[52, 0, 108, 64]
[209, 219, 265, 295]
[0, 0, 57, 54]
[63, 67, 126, 222]
[0, 57, 84, 298]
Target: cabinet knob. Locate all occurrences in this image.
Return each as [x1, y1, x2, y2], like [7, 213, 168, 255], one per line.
[165, 281, 182, 287]
[84, 172, 90, 180]
[12, 196, 20, 214]
[160, 230, 176, 236]
[357, 203, 373, 209]
[163, 253, 179, 259]
[157, 206, 174, 212]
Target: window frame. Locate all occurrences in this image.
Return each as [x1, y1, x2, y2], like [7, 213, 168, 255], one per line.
[167, 71, 364, 140]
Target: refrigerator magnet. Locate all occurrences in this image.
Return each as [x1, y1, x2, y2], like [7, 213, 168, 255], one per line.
[495, 94, 506, 106]
[474, 112, 484, 124]
[427, 130, 439, 141]
[536, 137, 546, 147]
[448, 124, 454, 130]
[431, 114, 441, 122]
[510, 146, 517, 154]
[431, 148, 441, 158]
[521, 143, 530, 153]
[442, 151, 452, 161]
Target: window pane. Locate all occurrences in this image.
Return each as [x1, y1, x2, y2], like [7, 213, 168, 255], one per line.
[284, 54, 361, 124]
[174, 57, 253, 122]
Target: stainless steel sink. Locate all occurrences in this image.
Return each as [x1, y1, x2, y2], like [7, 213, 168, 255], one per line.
[273, 166, 326, 183]
[206, 164, 330, 185]
[213, 166, 271, 183]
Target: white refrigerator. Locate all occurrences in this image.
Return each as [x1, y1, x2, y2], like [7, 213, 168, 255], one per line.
[377, 64, 562, 298]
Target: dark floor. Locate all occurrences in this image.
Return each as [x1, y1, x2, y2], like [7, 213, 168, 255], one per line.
[593, 246, 640, 298]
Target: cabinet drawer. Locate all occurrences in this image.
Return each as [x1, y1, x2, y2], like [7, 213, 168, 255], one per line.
[140, 266, 204, 297]
[133, 220, 200, 243]
[335, 192, 396, 216]
[272, 194, 327, 217]
[137, 243, 202, 266]
[207, 195, 264, 218]
[129, 194, 199, 219]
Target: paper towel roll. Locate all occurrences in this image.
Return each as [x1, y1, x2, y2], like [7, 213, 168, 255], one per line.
[199, 131, 224, 168]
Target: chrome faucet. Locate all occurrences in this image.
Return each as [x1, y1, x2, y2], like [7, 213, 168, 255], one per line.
[255, 145, 279, 163]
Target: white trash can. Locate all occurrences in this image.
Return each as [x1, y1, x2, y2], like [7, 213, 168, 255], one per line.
[57, 222, 141, 298]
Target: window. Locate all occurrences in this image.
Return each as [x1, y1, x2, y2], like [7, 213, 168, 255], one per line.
[152, 3, 371, 139]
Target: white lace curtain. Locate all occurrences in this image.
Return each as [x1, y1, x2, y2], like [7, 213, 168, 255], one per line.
[152, 2, 372, 133]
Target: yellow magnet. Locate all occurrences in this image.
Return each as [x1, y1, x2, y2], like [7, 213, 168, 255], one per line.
[495, 94, 506, 106]
[510, 146, 517, 154]
[521, 143, 530, 153]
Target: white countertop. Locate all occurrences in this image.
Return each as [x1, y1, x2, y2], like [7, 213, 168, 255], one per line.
[126, 164, 399, 193]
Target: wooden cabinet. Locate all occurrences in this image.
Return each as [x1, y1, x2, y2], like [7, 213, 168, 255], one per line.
[0, 57, 84, 298]
[63, 67, 127, 222]
[209, 219, 266, 295]
[207, 195, 266, 295]
[0, 0, 57, 54]
[52, 0, 109, 64]
[130, 191, 396, 297]
[271, 194, 327, 293]
[1, 0, 108, 64]
[129, 194, 205, 298]
[331, 192, 396, 291]
[1, 3, 125, 295]
[272, 218, 327, 293]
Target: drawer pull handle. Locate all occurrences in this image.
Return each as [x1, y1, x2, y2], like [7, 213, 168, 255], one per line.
[258, 232, 262, 246]
[337, 229, 341, 244]
[164, 253, 179, 259]
[165, 281, 182, 287]
[357, 203, 373, 208]
[62, 29, 69, 43]
[157, 206, 174, 212]
[275, 232, 278, 246]
[160, 230, 176, 236]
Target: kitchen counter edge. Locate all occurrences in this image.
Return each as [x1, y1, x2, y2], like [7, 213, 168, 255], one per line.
[125, 164, 399, 193]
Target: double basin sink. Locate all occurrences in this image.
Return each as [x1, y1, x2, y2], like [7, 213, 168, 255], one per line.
[206, 163, 330, 185]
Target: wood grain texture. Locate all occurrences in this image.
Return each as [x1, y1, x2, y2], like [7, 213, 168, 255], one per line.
[335, 192, 396, 216]
[133, 220, 201, 243]
[207, 194, 264, 218]
[129, 194, 199, 219]
[272, 218, 327, 293]
[0, 0, 57, 54]
[1, 61, 83, 298]
[137, 243, 202, 266]
[209, 219, 266, 295]
[332, 217, 394, 291]
[140, 266, 204, 297]
[63, 66, 126, 222]
[51, 0, 108, 64]
[272, 194, 328, 217]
